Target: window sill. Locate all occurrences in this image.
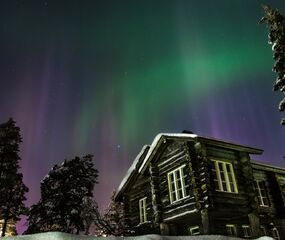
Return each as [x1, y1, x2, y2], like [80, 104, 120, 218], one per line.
[135, 221, 152, 227]
[169, 195, 191, 205]
[259, 205, 270, 208]
[215, 190, 239, 194]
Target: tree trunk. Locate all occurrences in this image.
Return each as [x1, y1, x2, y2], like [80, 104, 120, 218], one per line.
[1, 196, 11, 238]
[1, 216, 9, 237]
[84, 226, 90, 235]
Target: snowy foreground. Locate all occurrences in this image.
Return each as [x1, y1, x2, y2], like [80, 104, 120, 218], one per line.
[3, 232, 274, 240]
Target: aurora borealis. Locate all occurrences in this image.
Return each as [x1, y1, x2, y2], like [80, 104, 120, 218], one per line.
[1, 0, 285, 232]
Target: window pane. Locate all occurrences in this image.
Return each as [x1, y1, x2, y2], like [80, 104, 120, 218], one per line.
[171, 190, 176, 201]
[262, 197, 269, 206]
[260, 189, 266, 195]
[181, 167, 185, 177]
[228, 172, 233, 182]
[214, 179, 219, 190]
[255, 180, 270, 206]
[218, 162, 223, 169]
[211, 161, 238, 193]
[139, 198, 147, 223]
[168, 165, 188, 203]
[177, 179, 182, 189]
[175, 170, 180, 180]
[178, 189, 183, 199]
[229, 183, 235, 192]
[169, 173, 174, 182]
[220, 171, 226, 182]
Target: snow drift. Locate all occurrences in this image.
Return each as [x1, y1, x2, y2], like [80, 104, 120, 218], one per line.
[2, 232, 274, 240]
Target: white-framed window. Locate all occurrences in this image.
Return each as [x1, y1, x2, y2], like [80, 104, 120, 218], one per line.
[276, 175, 285, 206]
[139, 197, 147, 223]
[167, 164, 188, 203]
[242, 225, 251, 238]
[212, 160, 238, 193]
[272, 227, 280, 240]
[188, 225, 200, 235]
[226, 224, 237, 236]
[254, 180, 270, 207]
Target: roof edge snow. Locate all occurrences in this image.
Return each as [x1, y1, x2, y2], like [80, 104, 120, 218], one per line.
[138, 133, 198, 173]
[115, 145, 150, 200]
[138, 133, 263, 174]
[115, 132, 264, 200]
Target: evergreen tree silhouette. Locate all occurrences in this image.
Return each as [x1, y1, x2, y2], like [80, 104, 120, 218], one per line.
[0, 118, 28, 236]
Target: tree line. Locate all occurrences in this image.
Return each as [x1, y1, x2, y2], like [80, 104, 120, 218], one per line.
[0, 118, 128, 237]
[1, 4, 284, 238]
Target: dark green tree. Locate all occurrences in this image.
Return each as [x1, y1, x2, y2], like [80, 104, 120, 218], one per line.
[260, 5, 285, 125]
[0, 118, 29, 237]
[25, 155, 99, 234]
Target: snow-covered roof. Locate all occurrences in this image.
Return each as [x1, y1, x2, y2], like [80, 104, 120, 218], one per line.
[138, 133, 263, 174]
[115, 145, 150, 200]
[116, 132, 263, 199]
[138, 133, 198, 173]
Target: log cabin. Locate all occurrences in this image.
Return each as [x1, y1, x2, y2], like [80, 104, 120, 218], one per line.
[114, 132, 285, 239]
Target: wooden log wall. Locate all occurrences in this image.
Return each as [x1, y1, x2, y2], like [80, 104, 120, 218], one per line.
[238, 152, 258, 215]
[192, 141, 212, 209]
[205, 146, 253, 222]
[209, 218, 250, 236]
[149, 162, 162, 225]
[191, 141, 212, 234]
[127, 174, 153, 227]
[267, 172, 285, 218]
[276, 173, 285, 208]
[122, 195, 131, 231]
[252, 169, 276, 217]
[156, 140, 197, 222]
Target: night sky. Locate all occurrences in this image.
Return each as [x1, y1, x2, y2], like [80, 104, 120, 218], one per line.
[1, 0, 285, 232]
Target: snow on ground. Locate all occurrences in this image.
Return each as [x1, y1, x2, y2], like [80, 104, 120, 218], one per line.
[3, 232, 275, 240]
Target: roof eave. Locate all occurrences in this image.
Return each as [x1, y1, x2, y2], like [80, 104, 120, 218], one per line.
[138, 133, 198, 174]
[115, 145, 150, 201]
[197, 136, 263, 155]
[251, 160, 285, 173]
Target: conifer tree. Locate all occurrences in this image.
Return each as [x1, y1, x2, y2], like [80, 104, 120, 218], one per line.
[260, 5, 285, 125]
[0, 118, 29, 237]
[26, 155, 99, 234]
